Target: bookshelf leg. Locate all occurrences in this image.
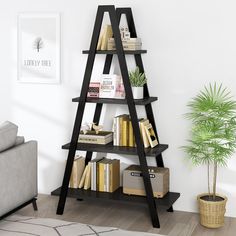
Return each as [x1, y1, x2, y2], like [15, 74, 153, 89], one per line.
[109, 6, 160, 228]
[57, 6, 105, 215]
[167, 206, 174, 212]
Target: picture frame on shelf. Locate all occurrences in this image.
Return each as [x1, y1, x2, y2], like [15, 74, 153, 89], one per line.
[144, 123, 158, 148]
[18, 13, 60, 84]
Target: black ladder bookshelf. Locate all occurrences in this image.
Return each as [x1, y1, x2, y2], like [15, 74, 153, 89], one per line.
[52, 5, 180, 228]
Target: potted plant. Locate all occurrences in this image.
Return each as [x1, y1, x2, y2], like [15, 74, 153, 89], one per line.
[129, 67, 147, 99]
[182, 83, 236, 228]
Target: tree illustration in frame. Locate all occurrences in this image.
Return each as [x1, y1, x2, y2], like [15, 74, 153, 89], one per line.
[33, 37, 44, 52]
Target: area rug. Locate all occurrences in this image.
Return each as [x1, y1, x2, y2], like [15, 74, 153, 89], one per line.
[0, 215, 163, 236]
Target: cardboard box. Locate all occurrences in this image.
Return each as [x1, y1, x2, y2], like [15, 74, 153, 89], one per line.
[123, 165, 169, 198]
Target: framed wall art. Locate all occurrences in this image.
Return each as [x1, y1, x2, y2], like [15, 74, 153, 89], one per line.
[18, 13, 60, 83]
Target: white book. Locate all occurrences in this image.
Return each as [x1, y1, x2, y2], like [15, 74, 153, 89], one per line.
[90, 157, 104, 191]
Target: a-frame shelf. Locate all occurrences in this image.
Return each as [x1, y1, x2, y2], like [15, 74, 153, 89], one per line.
[62, 142, 168, 157]
[54, 5, 180, 229]
[82, 50, 147, 54]
[72, 96, 158, 105]
[52, 187, 180, 209]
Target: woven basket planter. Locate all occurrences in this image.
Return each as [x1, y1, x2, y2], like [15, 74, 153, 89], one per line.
[197, 193, 227, 228]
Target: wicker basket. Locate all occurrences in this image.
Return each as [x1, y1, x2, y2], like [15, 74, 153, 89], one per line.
[197, 193, 227, 228]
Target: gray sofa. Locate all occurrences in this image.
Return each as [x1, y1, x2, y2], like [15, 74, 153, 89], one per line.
[0, 121, 38, 218]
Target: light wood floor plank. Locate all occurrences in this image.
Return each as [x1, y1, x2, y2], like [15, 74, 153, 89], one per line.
[15, 194, 235, 236]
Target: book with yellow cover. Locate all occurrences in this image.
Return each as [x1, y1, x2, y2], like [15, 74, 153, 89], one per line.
[122, 119, 129, 146]
[98, 159, 109, 192]
[117, 114, 129, 146]
[97, 29, 104, 50]
[101, 25, 113, 50]
[128, 120, 135, 147]
[109, 159, 120, 192]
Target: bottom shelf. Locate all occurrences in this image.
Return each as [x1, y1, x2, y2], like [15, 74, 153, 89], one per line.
[51, 187, 180, 209]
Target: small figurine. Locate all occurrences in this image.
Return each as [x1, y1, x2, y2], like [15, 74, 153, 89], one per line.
[81, 122, 91, 134]
[92, 123, 103, 134]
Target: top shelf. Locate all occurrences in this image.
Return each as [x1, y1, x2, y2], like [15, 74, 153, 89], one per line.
[72, 97, 158, 105]
[82, 50, 147, 55]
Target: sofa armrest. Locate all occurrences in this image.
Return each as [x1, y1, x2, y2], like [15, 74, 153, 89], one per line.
[0, 141, 38, 216]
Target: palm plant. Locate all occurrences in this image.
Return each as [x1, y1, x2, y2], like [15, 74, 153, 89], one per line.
[183, 83, 236, 200]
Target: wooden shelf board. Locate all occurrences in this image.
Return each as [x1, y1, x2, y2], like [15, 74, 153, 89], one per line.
[72, 97, 158, 105]
[82, 50, 147, 54]
[51, 187, 180, 208]
[62, 142, 168, 157]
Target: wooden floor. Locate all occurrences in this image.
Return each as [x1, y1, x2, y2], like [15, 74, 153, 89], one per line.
[17, 194, 236, 236]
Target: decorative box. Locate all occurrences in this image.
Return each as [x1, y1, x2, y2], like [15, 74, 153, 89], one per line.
[87, 82, 100, 98]
[123, 165, 169, 198]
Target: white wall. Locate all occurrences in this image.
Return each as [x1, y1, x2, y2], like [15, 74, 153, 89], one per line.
[1, 0, 236, 217]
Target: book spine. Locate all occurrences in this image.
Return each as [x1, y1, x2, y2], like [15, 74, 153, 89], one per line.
[122, 120, 128, 146]
[119, 117, 123, 145]
[113, 117, 117, 146]
[106, 163, 109, 192]
[99, 163, 105, 192]
[96, 162, 100, 191]
[128, 120, 134, 147]
[91, 162, 94, 191]
[116, 117, 120, 146]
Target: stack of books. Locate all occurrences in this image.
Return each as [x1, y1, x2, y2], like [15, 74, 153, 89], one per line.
[70, 157, 120, 193]
[107, 38, 142, 51]
[113, 114, 158, 148]
[97, 25, 113, 50]
[99, 74, 125, 99]
[78, 131, 113, 145]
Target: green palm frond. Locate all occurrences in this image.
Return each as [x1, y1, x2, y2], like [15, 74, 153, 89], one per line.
[183, 83, 236, 166]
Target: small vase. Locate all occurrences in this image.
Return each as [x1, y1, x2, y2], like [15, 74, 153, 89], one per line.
[132, 87, 143, 99]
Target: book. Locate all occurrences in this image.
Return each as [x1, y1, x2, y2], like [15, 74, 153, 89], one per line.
[98, 159, 109, 192]
[108, 37, 142, 43]
[128, 120, 135, 147]
[84, 162, 91, 190]
[107, 44, 142, 51]
[91, 157, 104, 191]
[118, 114, 129, 145]
[101, 25, 113, 50]
[97, 29, 104, 50]
[87, 82, 100, 98]
[69, 157, 79, 188]
[113, 117, 118, 146]
[139, 119, 150, 148]
[78, 165, 89, 188]
[122, 119, 129, 146]
[99, 74, 124, 99]
[78, 131, 113, 145]
[144, 123, 158, 148]
[69, 156, 85, 188]
[109, 159, 120, 192]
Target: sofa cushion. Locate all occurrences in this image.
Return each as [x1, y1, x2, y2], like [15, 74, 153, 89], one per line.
[15, 136, 25, 146]
[0, 121, 18, 152]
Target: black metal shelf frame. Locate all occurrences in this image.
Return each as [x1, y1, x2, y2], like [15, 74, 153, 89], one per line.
[55, 5, 179, 228]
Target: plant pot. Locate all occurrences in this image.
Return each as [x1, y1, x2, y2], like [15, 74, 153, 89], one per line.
[197, 193, 227, 228]
[132, 87, 143, 99]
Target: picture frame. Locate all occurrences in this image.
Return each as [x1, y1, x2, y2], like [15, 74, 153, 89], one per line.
[144, 123, 158, 148]
[18, 13, 60, 84]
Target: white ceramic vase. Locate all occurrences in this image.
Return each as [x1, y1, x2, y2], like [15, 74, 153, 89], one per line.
[132, 87, 143, 99]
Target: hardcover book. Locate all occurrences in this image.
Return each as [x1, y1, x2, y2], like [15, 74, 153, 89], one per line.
[78, 131, 113, 145]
